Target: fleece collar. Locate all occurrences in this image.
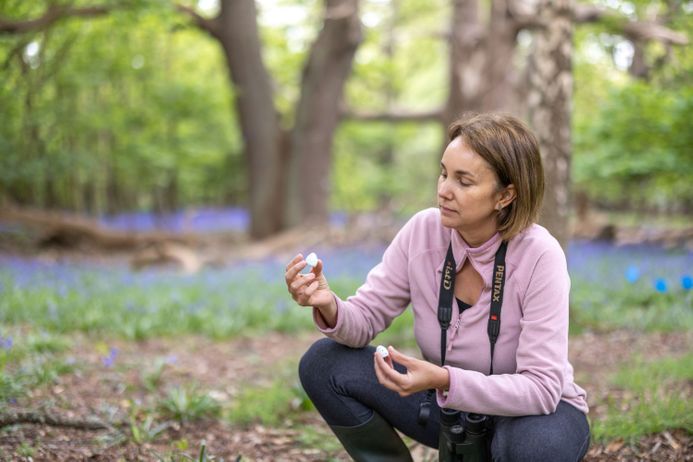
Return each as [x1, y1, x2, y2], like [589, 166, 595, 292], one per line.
[436, 229, 503, 289]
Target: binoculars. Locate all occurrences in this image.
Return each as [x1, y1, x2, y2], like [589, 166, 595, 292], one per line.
[438, 408, 491, 462]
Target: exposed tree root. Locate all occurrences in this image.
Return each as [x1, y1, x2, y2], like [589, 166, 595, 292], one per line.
[0, 410, 119, 431]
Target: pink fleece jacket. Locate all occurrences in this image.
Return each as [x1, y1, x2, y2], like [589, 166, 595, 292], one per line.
[313, 208, 588, 416]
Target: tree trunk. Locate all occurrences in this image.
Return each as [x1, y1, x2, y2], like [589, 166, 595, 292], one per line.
[284, 0, 362, 228]
[526, 0, 573, 248]
[445, 0, 485, 125]
[217, 0, 283, 239]
[483, 0, 521, 113]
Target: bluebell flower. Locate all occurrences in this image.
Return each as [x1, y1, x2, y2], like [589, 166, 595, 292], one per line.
[625, 265, 640, 284]
[0, 336, 13, 350]
[682, 275, 693, 291]
[654, 278, 668, 293]
[102, 347, 119, 368]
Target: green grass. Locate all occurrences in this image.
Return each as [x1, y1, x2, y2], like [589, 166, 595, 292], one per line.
[570, 282, 693, 333]
[227, 364, 313, 427]
[0, 327, 76, 404]
[296, 424, 345, 460]
[592, 353, 693, 442]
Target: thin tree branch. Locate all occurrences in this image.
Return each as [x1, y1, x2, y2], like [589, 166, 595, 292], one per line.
[573, 4, 688, 45]
[621, 20, 688, 45]
[175, 4, 220, 39]
[0, 4, 114, 35]
[340, 107, 444, 123]
[513, 4, 688, 46]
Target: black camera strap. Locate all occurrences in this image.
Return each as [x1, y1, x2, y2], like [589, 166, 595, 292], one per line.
[438, 239, 508, 371]
[418, 239, 508, 426]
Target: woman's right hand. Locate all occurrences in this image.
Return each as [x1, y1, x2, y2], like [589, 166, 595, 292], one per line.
[284, 254, 336, 321]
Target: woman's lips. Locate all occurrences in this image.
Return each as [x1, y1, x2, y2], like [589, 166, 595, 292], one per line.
[440, 205, 457, 215]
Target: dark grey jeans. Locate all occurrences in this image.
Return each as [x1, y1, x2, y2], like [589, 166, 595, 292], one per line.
[299, 338, 590, 462]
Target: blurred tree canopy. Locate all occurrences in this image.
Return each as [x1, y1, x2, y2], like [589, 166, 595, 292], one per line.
[0, 0, 690, 237]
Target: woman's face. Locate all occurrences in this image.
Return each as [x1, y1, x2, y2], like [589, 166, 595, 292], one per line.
[437, 137, 506, 239]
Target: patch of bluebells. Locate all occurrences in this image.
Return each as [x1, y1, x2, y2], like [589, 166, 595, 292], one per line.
[567, 240, 692, 292]
[0, 228, 690, 336]
[0, 241, 689, 299]
[98, 208, 350, 233]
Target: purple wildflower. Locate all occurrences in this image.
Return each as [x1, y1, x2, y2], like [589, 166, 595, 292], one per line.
[0, 336, 12, 350]
[101, 347, 119, 368]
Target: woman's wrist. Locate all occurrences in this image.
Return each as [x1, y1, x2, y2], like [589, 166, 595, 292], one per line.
[434, 366, 450, 391]
[315, 299, 338, 328]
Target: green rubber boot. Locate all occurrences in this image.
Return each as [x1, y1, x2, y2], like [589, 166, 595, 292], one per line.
[329, 412, 413, 462]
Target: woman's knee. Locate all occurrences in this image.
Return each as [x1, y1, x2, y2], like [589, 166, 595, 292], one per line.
[298, 338, 340, 392]
[491, 410, 589, 462]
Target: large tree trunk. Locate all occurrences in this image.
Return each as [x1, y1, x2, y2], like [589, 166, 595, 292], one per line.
[526, 0, 573, 248]
[445, 0, 485, 125]
[445, 0, 523, 124]
[284, 0, 362, 228]
[217, 0, 284, 239]
[483, 0, 521, 113]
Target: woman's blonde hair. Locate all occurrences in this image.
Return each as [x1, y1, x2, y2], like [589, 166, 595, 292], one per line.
[448, 113, 544, 241]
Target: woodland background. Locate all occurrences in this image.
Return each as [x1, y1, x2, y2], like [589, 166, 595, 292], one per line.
[0, 0, 691, 460]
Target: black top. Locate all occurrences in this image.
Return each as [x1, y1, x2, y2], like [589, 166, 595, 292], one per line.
[456, 298, 472, 313]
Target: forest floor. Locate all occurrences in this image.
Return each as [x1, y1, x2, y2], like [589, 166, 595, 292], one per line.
[0, 329, 691, 461]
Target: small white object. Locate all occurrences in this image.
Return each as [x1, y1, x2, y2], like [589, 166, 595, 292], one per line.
[376, 345, 389, 358]
[305, 252, 318, 268]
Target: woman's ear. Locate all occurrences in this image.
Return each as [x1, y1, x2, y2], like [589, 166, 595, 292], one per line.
[497, 184, 517, 209]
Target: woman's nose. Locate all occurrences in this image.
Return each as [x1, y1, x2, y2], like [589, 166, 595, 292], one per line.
[438, 179, 452, 198]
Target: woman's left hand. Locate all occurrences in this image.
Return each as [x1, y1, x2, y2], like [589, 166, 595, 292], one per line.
[374, 346, 449, 397]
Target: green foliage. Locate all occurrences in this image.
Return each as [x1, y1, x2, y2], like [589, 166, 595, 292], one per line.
[332, 121, 441, 214]
[151, 441, 224, 462]
[0, 353, 76, 404]
[129, 414, 171, 444]
[141, 357, 172, 392]
[0, 327, 76, 404]
[228, 371, 312, 427]
[573, 83, 693, 210]
[16, 442, 36, 458]
[573, 7, 693, 213]
[0, 3, 240, 211]
[158, 385, 221, 423]
[592, 354, 693, 442]
[0, 0, 691, 215]
[296, 424, 344, 458]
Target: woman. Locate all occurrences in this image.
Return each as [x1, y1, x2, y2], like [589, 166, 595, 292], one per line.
[284, 113, 589, 461]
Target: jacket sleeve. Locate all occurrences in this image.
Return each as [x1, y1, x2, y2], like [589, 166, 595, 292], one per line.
[313, 218, 413, 348]
[436, 244, 570, 416]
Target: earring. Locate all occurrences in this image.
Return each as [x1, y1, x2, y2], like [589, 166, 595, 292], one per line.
[496, 204, 502, 211]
